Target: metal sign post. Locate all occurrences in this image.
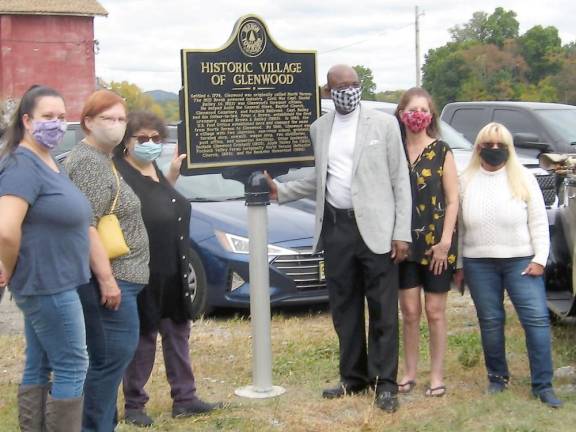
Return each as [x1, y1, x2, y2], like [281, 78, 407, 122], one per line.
[235, 172, 286, 399]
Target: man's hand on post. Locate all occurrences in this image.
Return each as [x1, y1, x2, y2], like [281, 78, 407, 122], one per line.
[264, 171, 278, 201]
[391, 240, 409, 264]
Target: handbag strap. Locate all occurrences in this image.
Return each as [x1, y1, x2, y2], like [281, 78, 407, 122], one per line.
[108, 163, 121, 214]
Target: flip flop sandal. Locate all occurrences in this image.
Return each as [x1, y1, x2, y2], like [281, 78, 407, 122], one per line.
[398, 380, 417, 394]
[425, 385, 447, 397]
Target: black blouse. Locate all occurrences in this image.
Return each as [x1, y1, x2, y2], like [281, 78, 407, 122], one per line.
[114, 156, 194, 330]
[405, 140, 457, 268]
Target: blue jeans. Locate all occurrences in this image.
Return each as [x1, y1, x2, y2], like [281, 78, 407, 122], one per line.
[464, 257, 554, 394]
[78, 279, 143, 432]
[14, 289, 88, 399]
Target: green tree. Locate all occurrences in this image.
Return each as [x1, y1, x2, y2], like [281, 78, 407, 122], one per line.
[375, 90, 405, 104]
[159, 100, 180, 123]
[553, 45, 576, 104]
[519, 25, 562, 82]
[449, 8, 519, 47]
[457, 42, 527, 100]
[353, 65, 376, 100]
[449, 11, 489, 43]
[517, 77, 559, 102]
[109, 81, 165, 118]
[422, 43, 471, 108]
[484, 8, 520, 46]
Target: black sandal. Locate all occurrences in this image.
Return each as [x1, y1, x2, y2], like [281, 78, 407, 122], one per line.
[425, 385, 447, 397]
[398, 380, 417, 394]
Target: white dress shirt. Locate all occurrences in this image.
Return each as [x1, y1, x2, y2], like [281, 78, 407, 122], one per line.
[326, 106, 360, 209]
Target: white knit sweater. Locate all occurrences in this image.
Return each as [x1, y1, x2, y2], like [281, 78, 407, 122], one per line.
[459, 166, 549, 266]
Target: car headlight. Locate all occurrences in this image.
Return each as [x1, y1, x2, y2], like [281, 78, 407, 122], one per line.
[215, 231, 297, 256]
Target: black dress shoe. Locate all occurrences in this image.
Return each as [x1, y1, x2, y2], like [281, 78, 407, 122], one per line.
[124, 409, 153, 427]
[322, 383, 368, 399]
[375, 391, 399, 413]
[534, 389, 563, 408]
[172, 398, 224, 418]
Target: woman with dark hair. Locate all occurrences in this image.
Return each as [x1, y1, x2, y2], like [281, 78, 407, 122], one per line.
[394, 87, 459, 397]
[114, 111, 221, 427]
[65, 90, 150, 431]
[0, 85, 92, 431]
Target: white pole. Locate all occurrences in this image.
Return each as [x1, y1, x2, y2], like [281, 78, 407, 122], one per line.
[415, 5, 421, 87]
[235, 172, 285, 399]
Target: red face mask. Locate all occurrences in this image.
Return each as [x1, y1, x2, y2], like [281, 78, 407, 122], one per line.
[400, 110, 433, 133]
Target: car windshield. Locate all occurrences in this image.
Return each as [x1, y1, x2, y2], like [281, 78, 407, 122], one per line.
[158, 145, 244, 201]
[438, 121, 473, 149]
[535, 109, 576, 145]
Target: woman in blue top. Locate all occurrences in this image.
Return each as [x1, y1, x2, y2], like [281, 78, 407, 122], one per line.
[0, 86, 92, 432]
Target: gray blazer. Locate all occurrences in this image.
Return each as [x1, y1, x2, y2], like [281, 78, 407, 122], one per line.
[277, 106, 412, 254]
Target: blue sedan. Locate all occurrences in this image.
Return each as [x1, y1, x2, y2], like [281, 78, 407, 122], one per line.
[158, 146, 326, 317]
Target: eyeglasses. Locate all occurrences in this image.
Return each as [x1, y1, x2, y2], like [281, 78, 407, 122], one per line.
[132, 134, 163, 144]
[480, 142, 507, 149]
[97, 115, 126, 125]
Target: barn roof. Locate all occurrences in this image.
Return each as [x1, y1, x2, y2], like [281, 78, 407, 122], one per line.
[0, 1, 108, 17]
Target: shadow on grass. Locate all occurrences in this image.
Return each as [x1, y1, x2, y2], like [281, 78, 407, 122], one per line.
[207, 302, 330, 322]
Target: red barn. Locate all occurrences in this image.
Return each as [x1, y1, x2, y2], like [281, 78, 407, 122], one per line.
[0, 1, 107, 120]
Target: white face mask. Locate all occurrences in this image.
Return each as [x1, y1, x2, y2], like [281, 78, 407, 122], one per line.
[90, 123, 126, 149]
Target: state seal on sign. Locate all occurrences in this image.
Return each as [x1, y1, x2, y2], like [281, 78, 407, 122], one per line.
[238, 20, 266, 57]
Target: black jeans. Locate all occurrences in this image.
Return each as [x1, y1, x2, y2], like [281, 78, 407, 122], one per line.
[323, 203, 399, 392]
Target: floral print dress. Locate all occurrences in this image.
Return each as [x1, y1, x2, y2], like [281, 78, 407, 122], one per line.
[405, 139, 457, 269]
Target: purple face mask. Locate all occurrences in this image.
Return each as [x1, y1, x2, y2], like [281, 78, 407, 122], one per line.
[31, 119, 67, 149]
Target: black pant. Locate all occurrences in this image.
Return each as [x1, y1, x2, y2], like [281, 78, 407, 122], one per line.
[323, 203, 399, 392]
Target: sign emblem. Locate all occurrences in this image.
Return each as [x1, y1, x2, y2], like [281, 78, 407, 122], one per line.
[238, 20, 266, 57]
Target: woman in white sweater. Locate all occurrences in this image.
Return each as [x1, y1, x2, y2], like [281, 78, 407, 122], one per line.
[455, 122, 562, 408]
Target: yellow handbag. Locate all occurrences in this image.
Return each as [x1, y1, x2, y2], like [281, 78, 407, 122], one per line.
[97, 164, 130, 259]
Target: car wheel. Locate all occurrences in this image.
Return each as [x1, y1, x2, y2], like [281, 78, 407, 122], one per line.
[187, 248, 212, 319]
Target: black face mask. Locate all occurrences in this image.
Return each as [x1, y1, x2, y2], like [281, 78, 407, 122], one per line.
[480, 147, 509, 167]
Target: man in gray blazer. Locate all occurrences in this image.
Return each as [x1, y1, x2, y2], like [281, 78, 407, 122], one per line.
[267, 64, 411, 412]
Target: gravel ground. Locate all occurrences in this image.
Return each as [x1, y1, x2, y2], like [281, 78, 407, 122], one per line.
[0, 290, 23, 335]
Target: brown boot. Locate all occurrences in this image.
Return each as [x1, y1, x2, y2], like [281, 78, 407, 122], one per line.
[18, 384, 50, 432]
[44, 394, 84, 432]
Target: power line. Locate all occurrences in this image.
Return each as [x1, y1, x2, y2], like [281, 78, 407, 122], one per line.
[319, 22, 413, 54]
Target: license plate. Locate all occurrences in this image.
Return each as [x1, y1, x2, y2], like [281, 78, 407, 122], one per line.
[318, 260, 326, 281]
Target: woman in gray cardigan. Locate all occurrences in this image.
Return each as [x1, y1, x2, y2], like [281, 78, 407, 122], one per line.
[65, 89, 150, 432]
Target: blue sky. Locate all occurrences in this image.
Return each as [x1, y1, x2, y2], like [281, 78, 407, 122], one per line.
[95, 0, 576, 93]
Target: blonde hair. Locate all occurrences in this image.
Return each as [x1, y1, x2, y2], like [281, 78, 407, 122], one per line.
[461, 122, 530, 202]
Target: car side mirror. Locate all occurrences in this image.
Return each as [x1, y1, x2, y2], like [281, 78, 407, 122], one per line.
[513, 133, 549, 151]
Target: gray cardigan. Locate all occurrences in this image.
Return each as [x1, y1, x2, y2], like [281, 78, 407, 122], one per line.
[65, 141, 150, 285]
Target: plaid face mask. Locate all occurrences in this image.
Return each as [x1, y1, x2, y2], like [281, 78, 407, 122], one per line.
[331, 86, 361, 114]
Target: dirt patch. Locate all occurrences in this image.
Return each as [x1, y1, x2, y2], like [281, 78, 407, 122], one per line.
[0, 292, 23, 336]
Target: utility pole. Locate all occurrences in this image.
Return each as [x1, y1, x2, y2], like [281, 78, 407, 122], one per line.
[415, 6, 424, 87]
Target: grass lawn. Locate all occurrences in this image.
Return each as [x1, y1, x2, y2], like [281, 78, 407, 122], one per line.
[0, 291, 575, 431]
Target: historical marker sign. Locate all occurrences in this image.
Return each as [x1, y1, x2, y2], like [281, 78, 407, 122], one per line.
[179, 15, 319, 177]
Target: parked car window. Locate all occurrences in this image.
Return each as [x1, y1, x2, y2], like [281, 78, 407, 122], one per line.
[174, 174, 245, 201]
[166, 125, 178, 143]
[52, 123, 84, 157]
[535, 109, 576, 145]
[438, 122, 472, 150]
[158, 145, 244, 201]
[450, 108, 487, 142]
[493, 109, 540, 138]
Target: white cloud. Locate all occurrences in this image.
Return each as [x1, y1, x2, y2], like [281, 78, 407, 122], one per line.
[95, 0, 576, 93]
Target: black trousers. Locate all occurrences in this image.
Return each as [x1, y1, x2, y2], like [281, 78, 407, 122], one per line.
[323, 204, 399, 392]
